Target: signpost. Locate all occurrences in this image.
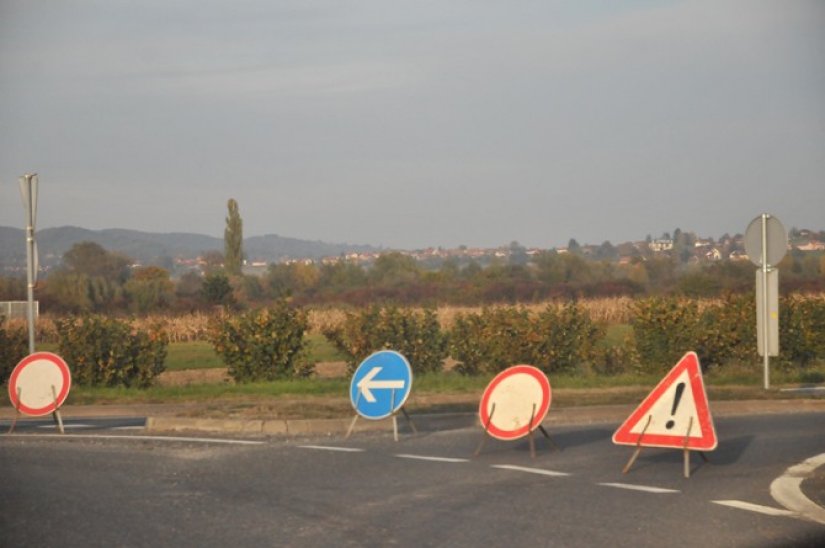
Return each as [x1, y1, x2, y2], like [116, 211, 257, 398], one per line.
[612, 352, 716, 478]
[19, 173, 39, 354]
[475, 365, 554, 458]
[744, 214, 787, 390]
[7, 352, 72, 434]
[346, 350, 415, 441]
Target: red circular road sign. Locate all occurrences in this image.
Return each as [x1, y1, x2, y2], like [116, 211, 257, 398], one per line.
[8, 352, 72, 416]
[478, 365, 551, 441]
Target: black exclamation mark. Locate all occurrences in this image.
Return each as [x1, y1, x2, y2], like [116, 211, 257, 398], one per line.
[665, 382, 686, 430]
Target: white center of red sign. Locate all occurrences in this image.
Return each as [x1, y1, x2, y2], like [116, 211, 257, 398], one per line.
[478, 365, 551, 441]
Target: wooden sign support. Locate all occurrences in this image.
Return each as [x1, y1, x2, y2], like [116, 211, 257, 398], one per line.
[621, 415, 708, 478]
[621, 415, 651, 475]
[346, 388, 417, 441]
[474, 402, 555, 458]
[6, 385, 65, 435]
[51, 384, 66, 435]
[473, 402, 496, 457]
[526, 402, 555, 458]
[7, 387, 24, 435]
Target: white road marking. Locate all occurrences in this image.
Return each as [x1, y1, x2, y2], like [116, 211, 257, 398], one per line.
[3, 434, 264, 445]
[598, 482, 679, 494]
[770, 452, 825, 525]
[491, 464, 570, 477]
[110, 426, 145, 431]
[298, 445, 365, 452]
[712, 500, 796, 517]
[395, 454, 469, 463]
[38, 423, 94, 429]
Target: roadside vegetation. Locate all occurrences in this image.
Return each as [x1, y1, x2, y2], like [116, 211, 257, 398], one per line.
[1, 223, 824, 407]
[3, 293, 824, 409]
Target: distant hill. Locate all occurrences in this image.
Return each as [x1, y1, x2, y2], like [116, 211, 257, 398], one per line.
[0, 226, 379, 270]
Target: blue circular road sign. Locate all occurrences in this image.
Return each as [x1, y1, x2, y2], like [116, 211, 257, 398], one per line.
[349, 350, 413, 420]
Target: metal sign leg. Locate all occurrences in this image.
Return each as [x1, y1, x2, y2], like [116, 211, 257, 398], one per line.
[682, 417, 694, 478]
[538, 425, 558, 451]
[345, 391, 362, 439]
[345, 415, 359, 439]
[7, 387, 23, 435]
[527, 403, 537, 459]
[622, 415, 652, 475]
[390, 389, 399, 442]
[51, 385, 65, 434]
[474, 403, 496, 457]
[400, 407, 417, 434]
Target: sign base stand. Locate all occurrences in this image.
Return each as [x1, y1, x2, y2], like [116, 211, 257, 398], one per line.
[345, 406, 417, 442]
[347, 355, 415, 441]
[6, 385, 65, 435]
[474, 402, 556, 458]
[621, 415, 709, 478]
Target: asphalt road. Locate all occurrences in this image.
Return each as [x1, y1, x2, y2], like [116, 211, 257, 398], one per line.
[2, 413, 824, 547]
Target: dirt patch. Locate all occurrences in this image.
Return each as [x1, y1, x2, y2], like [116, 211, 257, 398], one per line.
[174, 396, 355, 420]
[314, 361, 349, 378]
[156, 361, 350, 387]
[155, 368, 232, 387]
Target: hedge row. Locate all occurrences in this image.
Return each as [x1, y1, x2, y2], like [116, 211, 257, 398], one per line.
[3, 295, 825, 387]
[326, 296, 825, 376]
[631, 294, 825, 372]
[0, 317, 28, 386]
[322, 305, 448, 375]
[449, 304, 603, 375]
[207, 302, 313, 382]
[55, 316, 168, 388]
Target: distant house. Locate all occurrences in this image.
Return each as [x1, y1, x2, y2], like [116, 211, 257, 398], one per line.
[729, 250, 749, 261]
[705, 248, 722, 261]
[649, 239, 673, 252]
[796, 240, 825, 252]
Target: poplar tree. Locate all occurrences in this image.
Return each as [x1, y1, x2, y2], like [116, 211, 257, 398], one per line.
[224, 198, 243, 275]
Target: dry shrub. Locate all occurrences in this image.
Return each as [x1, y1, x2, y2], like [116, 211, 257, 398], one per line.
[307, 308, 348, 335]
[437, 297, 635, 329]
[28, 293, 825, 353]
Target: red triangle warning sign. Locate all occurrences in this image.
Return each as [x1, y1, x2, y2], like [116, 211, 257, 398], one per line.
[613, 352, 717, 451]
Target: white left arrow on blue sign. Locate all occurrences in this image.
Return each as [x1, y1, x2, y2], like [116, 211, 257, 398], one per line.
[357, 367, 405, 402]
[349, 350, 414, 420]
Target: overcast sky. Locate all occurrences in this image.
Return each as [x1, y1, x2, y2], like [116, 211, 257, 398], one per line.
[1, 1, 823, 250]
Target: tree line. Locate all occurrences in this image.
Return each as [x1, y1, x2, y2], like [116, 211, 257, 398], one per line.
[0, 240, 823, 315]
[2, 198, 821, 314]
